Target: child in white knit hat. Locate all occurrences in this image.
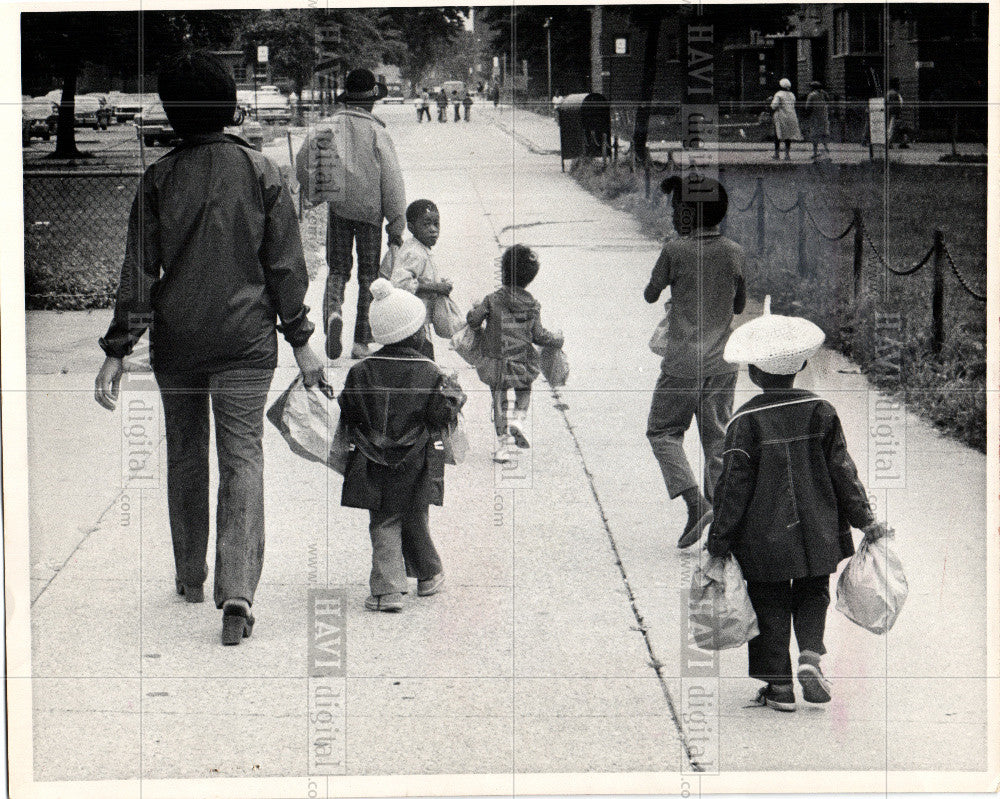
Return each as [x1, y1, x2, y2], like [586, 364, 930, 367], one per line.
[706, 297, 891, 712]
[338, 278, 465, 612]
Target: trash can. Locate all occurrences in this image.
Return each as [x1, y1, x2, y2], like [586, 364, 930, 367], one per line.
[556, 93, 611, 171]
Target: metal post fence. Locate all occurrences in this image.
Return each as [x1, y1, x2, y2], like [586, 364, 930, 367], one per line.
[852, 208, 864, 301]
[932, 229, 945, 354]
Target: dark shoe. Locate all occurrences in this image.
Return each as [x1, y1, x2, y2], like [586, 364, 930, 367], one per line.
[754, 684, 796, 712]
[176, 582, 204, 604]
[221, 603, 255, 646]
[364, 593, 403, 612]
[350, 342, 371, 359]
[797, 653, 832, 703]
[508, 423, 530, 449]
[325, 313, 343, 360]
[677, 508, 713, 549]
[417, 573, 445, 597]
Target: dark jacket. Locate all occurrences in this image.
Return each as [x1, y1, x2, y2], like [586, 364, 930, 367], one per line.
[466, 287, 564, 390]
[338, 343, 461, 512]
[706, 389, 875, 582]
[100, 133, 314, 373]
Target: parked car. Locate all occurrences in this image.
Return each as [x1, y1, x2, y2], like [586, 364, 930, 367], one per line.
[134, 102, 176, 147]
[111, 92, 157, 123]
[73, 95, 111, 129]
[22, 99, 56, 142]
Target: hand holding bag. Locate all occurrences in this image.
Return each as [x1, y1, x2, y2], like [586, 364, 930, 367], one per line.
[688, 554, 760, 650]
[450, 325, 481, 366]
[539, 345, 569, 387]
[432, 294, 464, 338]
[441, 414, 469, 465]
[649, 301, 671, 357]
[266, 375, 349, 474]
[835, 533, 908, 634]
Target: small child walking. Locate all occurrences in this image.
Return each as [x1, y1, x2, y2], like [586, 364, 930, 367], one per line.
[338, 279, 464, 612]
[706, 298, 890, 711]
[467, 244, 563, 462]
[645, 174, 747, 549]
[390, 199, 453, 360]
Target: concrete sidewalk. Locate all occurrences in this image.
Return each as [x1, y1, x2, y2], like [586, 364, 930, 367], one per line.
[19, 102, 990, 791]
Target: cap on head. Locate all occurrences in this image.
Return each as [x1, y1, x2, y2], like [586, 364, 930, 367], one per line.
[779, 78, 792, 90]
[367, 278, 426, 345]
[723, 296, 825, 375]
[158, 50, 238, 136]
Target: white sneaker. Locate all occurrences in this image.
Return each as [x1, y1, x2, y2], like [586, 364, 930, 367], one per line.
[493, 434, 514, 463]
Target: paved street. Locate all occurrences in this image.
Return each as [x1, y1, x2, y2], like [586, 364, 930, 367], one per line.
[16, 102, 990, 791]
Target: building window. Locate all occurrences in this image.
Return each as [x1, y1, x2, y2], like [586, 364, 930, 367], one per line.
[614, 37, 628, 56]
[833, 7, 883, 56]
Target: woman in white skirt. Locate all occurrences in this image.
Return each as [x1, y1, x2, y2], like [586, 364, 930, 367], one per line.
[770, 78, 802, 161]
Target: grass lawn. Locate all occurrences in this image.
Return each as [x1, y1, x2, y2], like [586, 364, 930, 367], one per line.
[570, 158, 987, 451]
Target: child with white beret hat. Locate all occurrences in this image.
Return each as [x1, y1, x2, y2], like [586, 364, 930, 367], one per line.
[707, 297, 891, 712]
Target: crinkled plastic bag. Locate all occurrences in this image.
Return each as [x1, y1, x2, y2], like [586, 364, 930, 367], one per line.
[266, 375, 348, 474]
[649, 302, 671, 357]
[836, 536, 908, 634]
[539, 345, 569, 387]
[442, 414, 469, 465]
[432, 295, 464, 338]
[450, 325, 480, 366]
[689, 554, 760, 650]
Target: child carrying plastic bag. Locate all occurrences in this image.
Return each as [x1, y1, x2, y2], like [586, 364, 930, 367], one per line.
[836, 532, 908, 634]
[266, 375, 350, 474]
[689, 554, 759, 650]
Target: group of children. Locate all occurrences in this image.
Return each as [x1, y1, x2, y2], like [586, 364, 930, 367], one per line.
[96, 52, 892, 706]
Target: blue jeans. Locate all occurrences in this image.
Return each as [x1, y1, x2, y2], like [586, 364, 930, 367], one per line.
[155, 368, 273, 608]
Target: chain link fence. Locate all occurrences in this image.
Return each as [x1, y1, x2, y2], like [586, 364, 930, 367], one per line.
[24, 169, 142, 310]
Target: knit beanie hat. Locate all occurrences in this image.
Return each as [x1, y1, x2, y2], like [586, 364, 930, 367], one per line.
[368, 278, 426, 344]
[724, 296, 825, 374]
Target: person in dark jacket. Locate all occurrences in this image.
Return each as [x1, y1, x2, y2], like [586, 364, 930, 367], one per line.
[338, 279, 464, 612]
[466, 244, 564, 462]
[706, 297, 891, 711]
[94, 51, 323, 646]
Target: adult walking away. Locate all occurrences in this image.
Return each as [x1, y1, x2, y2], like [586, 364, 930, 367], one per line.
[436, 89, 449, 122]
[462, 93, 473, 122]
[452, 91, 462, 122]
[94, 51, 323, 646]
[644, 175, 746, 548]
[886, 78, 910, 148]
[417, 87, 431, 123]
[770, 78, 802, 160]
[296, 68, 406, 360]
[804, 80, 831, 159]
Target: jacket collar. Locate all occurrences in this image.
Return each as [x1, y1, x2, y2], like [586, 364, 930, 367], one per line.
[334, 105, 386, 128]
[372, 342, 427, 358]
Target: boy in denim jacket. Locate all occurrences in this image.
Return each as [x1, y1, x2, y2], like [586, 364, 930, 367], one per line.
[706, 297, 890, 711]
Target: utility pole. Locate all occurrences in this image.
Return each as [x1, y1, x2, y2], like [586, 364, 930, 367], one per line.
[590, 6, 603, 94]
[544, 17, 553, 102]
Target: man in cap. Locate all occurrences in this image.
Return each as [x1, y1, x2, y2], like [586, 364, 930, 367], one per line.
[296, 68, 406, 359]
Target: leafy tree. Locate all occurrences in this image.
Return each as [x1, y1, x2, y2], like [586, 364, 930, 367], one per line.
[382, 8, 466, 89]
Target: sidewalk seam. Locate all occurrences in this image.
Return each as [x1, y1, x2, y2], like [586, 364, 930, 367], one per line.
[548, 386, 703, 773]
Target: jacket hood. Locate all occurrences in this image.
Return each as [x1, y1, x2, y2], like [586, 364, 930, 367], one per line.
[494, 286, 539, 313]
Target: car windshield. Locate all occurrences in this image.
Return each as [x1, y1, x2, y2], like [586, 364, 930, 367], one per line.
[140, 104, 167, 118]
[24, 101, 52, 118]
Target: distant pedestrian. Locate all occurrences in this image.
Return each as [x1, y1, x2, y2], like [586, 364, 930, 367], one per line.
[95, 51, 323, 646]
[466, 244, 564, 462]
[886, 78, 910, 148]
[295, 68, 407, 360]
[804, 80, 831, 158]
[436, 90, 448, 122]
[462, 93, 473, 121]
[338, 279, 464, 613]
[417, 88, 431, 122]
[707, 298, 891, 712]
[644, 174, 746, 549]
[390, 199, 453, 359]
[491, 84, 500, 107]
[452, 91, 461, 122]
[770, 78, 802, 160]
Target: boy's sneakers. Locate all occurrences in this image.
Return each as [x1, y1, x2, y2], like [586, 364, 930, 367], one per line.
[493, 434, 515, 463]
[508, 414, 530, 449]
[797, 651, 832, 703]
[417, 573, 445, 597]
[753, 683, 796, 712]
[325, 312, 343, 360]
[364, 593, 403, 612]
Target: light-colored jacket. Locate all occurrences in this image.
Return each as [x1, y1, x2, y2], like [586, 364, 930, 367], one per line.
[390, 237, 438, 326]
[770, 90, 802, 141]
[295, 106, 406, 237]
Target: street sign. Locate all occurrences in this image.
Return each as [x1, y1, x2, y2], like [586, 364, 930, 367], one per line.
[257, 45, 269, 64]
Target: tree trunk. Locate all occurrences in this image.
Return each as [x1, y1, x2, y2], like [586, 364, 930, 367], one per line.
[590, 6, 603, 94]
[53, 57, 83, 158]
[293, 76, 305, 126]
[632, 13, 662, 163]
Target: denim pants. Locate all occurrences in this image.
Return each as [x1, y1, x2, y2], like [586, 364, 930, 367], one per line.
[646, 370, 736, 502]
[368, 506, 442, 596]
[325, 213, 382, 345]
[155, 368, 273, 608]
[491, 387, 531, 436]
[746, 575, 831, 686]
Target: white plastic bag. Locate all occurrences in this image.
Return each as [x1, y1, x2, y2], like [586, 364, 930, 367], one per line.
[836, 535, 908, 634]
[649, 301, 671, 357]
[266, 375, 348, 473]
[689, 554, 760, 650]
